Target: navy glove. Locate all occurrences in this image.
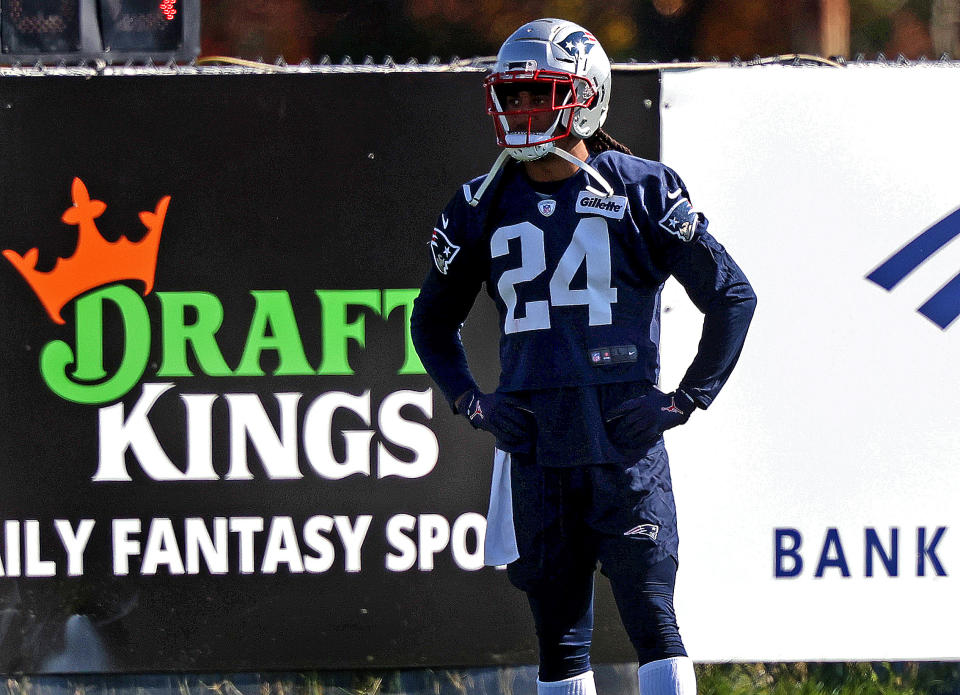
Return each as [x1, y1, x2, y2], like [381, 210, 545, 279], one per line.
[458, 389, 534, 448]
[606, 388, 696, 449]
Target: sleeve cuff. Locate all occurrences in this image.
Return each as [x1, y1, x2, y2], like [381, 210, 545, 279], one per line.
[674, 388, 699, 415]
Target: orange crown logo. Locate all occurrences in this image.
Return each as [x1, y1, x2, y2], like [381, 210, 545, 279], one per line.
[3, 178, 169, 324]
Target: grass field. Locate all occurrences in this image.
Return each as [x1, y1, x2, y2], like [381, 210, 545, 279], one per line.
[4, 663, 960, 695]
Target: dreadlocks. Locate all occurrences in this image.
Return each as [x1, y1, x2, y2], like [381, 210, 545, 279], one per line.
[586, 128, 634, 156]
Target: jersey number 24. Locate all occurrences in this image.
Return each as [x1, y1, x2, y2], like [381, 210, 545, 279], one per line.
[491, 218, 618, 334]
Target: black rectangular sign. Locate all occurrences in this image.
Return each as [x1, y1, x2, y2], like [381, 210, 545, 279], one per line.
[0, 69, 659, 673]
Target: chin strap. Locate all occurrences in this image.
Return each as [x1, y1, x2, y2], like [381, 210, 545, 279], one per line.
[467, 150, 512, 207]
[468, 146, 615, 207]
[552, 147, 614, 197]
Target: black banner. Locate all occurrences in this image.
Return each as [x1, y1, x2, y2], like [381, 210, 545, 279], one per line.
[0, 69, 659, 673]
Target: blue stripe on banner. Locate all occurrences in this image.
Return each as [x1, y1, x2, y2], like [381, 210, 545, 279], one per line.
[866, 207, 960, 290]
[918, 270, 960, 329]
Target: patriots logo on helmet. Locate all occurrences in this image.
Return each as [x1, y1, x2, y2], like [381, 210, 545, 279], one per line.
[431, 228, 461, 275]
[557, 30, 598, 59]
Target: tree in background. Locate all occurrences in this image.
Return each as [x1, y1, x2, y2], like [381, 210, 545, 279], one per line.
[201, 0, 323, 60]
[199, 0, 957, 63]
[850, 0, 936, 57]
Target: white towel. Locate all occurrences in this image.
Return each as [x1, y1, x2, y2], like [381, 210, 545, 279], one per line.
[483, 448, 520, 566]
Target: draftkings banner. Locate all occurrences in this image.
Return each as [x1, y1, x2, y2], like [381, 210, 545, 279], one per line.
[0, 69, 659, 673]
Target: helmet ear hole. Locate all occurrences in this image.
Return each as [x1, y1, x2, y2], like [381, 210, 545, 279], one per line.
[572, 111, 592, 138]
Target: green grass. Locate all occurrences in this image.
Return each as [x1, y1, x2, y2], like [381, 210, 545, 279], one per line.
[3, 663, 960, 695]
[696, 663, 960, 695]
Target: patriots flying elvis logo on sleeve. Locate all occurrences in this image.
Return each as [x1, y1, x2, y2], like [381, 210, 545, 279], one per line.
[430, 227, 460, 275]
[659, 198, 698, 242]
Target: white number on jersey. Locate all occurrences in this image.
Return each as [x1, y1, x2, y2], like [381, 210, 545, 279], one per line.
[491, 222, 551, 333]
[490, 218, 618, 335]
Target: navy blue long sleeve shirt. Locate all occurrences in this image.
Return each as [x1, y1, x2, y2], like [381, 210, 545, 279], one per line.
[411, 151, 756, 464]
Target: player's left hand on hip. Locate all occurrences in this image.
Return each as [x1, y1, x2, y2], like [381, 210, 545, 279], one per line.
[605, 388, 695, 449]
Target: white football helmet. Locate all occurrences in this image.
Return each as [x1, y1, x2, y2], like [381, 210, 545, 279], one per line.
[485, 18, 612, 161]
[467, 18, 615, 206]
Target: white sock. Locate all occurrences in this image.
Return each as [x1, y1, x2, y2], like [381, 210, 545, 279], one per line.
[637, 656, 697, 695]
[537, 670, 597, 695]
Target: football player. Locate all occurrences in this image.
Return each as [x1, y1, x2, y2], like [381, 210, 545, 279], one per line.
[411, 17, 756, 695]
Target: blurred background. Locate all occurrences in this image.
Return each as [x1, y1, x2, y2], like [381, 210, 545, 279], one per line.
[200, 0, 960, 64]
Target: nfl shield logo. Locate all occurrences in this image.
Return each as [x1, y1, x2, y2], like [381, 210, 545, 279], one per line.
[538, 200, 557, 217]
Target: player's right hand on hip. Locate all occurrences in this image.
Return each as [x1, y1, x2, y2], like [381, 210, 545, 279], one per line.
[459, 389, 534, 448]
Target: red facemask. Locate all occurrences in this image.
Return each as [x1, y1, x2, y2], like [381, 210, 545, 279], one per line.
[484, 69, 597, 150]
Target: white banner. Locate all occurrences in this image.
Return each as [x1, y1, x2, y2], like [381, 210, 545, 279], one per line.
[659, 65, 960, 661]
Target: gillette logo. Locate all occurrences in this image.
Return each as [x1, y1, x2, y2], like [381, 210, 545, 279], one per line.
[579, 196, 622, 211]
[576, 193, 627, 220]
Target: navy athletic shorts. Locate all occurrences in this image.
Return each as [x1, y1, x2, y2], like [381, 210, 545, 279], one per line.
[505, 443, 686, 677]
[507, 438, 679, 591]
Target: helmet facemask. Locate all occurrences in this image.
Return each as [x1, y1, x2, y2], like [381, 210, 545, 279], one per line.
[485, 70, 597, 161]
